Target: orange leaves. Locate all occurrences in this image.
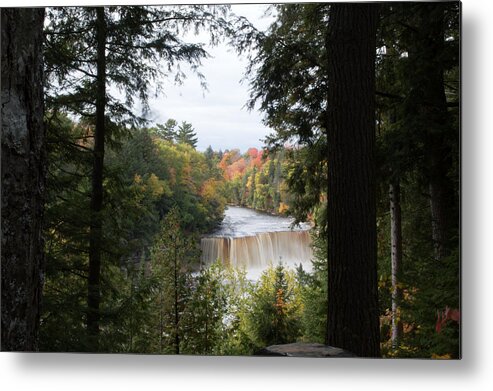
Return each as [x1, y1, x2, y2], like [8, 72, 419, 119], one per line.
[219, 149, 241, 167]
[226, 158, 247, 180]
[275, 288, 286, 315]
[218, 149, 243, 180]
[250, 148, 263, 169]
[219, 148, 266, 180]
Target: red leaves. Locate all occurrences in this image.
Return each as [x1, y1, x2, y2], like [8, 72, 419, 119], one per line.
[219, 148, 265, 180]
[247, 147, 258, 159]
[435, 306, 460, 333]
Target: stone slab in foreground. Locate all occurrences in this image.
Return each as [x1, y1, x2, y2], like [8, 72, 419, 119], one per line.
[255, 342, 355, 358]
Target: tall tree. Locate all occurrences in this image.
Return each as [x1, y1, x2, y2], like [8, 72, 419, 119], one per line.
[404, 4, 459, 261]
[1, 8, 45, 351]
[326, 3, 380, 357]
[180, 261, 226, 355]
[389, 181, 403, 347]
[377, 3, 459, 262]
[44, 5, 230, 348]
[150, 207, 196, 354]
[86, 5, 107, 343]
[374, 2, 460, 357]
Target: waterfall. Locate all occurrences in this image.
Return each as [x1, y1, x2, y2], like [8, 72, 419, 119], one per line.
[200, 230, 313, 270]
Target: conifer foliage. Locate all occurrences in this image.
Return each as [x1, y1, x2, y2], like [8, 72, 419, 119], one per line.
[176, 121, 199, 148]
[42, 4, 231, 350]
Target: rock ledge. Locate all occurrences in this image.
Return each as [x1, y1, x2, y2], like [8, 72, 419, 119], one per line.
[255, 342, 355, 358]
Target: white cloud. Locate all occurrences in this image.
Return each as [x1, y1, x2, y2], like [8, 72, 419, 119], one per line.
[146, 4, 275, 152]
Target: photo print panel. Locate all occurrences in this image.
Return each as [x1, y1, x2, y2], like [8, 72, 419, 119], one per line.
[1, 1, 460, 358]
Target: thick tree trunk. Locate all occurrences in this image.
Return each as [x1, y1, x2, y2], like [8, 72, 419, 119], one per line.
[389, 181, 403, 348]
[326, 3, 380, 357]
[1, 8, 45, 351]
[87, 7, 107, 344]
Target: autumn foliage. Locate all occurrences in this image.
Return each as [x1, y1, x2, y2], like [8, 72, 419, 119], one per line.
[216, 147, 288, 215]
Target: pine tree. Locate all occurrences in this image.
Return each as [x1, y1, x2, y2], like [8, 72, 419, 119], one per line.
[44, 5, 231, 348]
[401, 3, 459, 262]
[150, 207, 197, 354]
[181, 261, 226, 355]
[176, 121, 198, 148]
[247, 264, 302, 348]
[375, 2, 459, 357]
[155, 119, 178, 142]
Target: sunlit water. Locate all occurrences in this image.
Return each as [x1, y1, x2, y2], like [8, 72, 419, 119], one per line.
[200, 206, 313, 279]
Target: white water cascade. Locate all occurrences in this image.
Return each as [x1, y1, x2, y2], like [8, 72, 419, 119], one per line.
[200, 206, 313, 277]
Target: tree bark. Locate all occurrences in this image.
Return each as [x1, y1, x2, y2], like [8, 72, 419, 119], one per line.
[326, 3, 380, 357]
[1, 8, 45, 351]
[389, 181, 403, 348]
[409, 4, 456, 262]
[87, 7, 107, 345]
[423, 9, 452, 263]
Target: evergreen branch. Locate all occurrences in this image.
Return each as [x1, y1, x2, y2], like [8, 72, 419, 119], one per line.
[376, 90, 404, 101]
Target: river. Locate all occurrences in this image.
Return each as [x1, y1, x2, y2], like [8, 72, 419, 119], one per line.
[200, 206, 313, 279]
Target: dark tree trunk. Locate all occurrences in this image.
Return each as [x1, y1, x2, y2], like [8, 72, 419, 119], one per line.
[326, 3, 380, 357]
[389, 181, 403, 348]
[409, 4, 456, 262]
[1, 8, 45, 351]
[422, 10, 452, 263]
[87, 7, 107, 345]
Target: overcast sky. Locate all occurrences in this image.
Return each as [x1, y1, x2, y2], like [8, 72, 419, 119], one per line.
[143, 4, 276, 152]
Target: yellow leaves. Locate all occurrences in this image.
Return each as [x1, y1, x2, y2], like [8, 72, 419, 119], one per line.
[147, 173, 165, 197]
[378, 274, 389, 289]
[403, 287, 418, 302]
[431, 353, 452, 359]
[382, 343, 419, 358]
[201, 178, 219, 200]
[133, 172, 170, 199]
[278, 202, 289, 214]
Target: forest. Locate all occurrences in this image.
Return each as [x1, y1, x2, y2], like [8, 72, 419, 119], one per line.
[1, 2, 459, 358]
